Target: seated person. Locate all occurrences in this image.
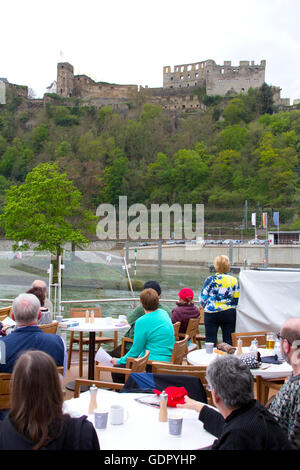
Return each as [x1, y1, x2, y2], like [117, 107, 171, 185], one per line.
[26, 286, 52, 325]
[0, 293, 65, 374]
[31, 280, 53, 318]
[177, 355, 294, 450]
[171, 288, 200, 334]
[109, 280, 172, 358]
[0, 350, 100, 450]
[268, 318, 300, 449]
[110, 288, 175, 380]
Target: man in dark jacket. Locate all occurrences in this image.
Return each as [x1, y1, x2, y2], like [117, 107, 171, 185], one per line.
[177, 355, 294, 450]
[0, 293, 65, 374]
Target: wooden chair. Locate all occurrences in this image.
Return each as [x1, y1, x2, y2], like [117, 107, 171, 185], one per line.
[57, 366, 64, 376]
[0, 306, 12, 323]
[121, 334, 188, 367]
[169, 335, 189, 364]
[179, 317, 200, 352]
[0, 367, 65, 411]
[74, 350, 150, 395]
[120, 336, 133, 356]
[232, 331, 268, 348]
[173, 321, 181, 341]
[195, 306, 206, 348]
[0, 373, 12, 410]
[151, 362, 212, 404]
[256, 375, 286, 406]
[67, 307, 117, 377]
[38, 321, 58, 334]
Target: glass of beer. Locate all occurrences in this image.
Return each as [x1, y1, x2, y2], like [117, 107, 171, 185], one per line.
[266, 332, 275, 349]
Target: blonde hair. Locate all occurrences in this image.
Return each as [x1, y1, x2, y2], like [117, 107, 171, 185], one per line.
[214, 255, 230, 274]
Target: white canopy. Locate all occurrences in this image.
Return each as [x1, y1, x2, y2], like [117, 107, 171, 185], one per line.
[236, 270, 300, 333]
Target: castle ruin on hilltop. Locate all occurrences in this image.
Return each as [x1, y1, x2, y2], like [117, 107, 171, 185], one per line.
[0, 58, 293, 110]
[163, 59, 266, 95]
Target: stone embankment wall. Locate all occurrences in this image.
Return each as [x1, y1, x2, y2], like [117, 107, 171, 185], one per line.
[128, 244, 300, 268]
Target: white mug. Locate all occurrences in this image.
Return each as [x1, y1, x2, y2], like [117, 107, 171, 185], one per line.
[109, 405, 128, 425]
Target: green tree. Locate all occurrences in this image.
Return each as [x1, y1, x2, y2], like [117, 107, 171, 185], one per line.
[32, 125, 50, 153]
[100, 156, 130, 205]
[0, 162, 96, 273]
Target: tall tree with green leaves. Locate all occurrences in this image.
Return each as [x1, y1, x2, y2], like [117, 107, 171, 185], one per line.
[0, 162, 96, 276]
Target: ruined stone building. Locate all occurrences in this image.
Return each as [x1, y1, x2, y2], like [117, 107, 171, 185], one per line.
[0, 58, 293, 110]
[56, 59, 290, 111]
[0, 77, 28, 105]
[163, 59, 266, 96]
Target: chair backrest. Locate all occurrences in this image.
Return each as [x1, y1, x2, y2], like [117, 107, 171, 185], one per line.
[185, 317, 200, 342]
[151, 362, 207, 380]
[170, 335, 189, 364]
[232, 331, 268, 347]
[0, 373, 12, 410]
[69, 307, 102, 318]
[173, 322, 181, 341]
[0, 306, 12, 322]
[198, 306, 204, 325]
[38, 321, 58, 334]
[126, 350, 150, 373]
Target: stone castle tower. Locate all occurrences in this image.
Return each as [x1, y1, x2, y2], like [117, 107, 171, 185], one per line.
[57, 62, 74, 97]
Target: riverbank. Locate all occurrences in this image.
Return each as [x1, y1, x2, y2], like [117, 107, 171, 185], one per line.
[127, 243, 300, 268]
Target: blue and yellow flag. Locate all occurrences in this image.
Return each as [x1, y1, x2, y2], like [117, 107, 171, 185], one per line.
[262, 212, 268, 228]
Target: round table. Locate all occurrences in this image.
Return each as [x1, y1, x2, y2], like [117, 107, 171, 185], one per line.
[63, 388, 216, 450]
[60, 318, 130, 381]
[187, 347, 293, 379]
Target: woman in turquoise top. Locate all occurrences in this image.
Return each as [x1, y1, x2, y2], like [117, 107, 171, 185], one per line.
[110, 288, 175, 370]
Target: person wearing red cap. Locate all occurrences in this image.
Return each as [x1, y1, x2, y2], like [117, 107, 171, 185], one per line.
[171, 288, 200, 334]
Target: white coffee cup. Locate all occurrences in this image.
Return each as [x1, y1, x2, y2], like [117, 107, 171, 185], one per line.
[118, 315, 126, 322]
[109, 405, 128, 425]
[205, 342, 214, 354]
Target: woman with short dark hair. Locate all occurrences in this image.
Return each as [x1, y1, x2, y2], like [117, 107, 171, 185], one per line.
[0, 351, 100, 450]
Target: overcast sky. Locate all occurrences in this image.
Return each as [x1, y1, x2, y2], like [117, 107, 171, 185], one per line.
[1, 0, 299, 101]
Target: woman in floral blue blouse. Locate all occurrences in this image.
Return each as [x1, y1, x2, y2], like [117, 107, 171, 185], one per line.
[199, 255, 239, 346]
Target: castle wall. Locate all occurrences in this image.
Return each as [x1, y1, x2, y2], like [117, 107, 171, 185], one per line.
[163, 59, 266, 97]
[5, 82, 28, 99]
[73, 75, 138, 101]
[206, 60, 266, 96]
[141, 87, 205, 112]
[163, 60, 209, 89]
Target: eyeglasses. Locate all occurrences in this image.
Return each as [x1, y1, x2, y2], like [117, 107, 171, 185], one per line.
[206, 384, 212, 392]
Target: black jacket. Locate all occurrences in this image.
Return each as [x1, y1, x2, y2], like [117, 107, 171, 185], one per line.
[199, 400, 294, 450]
[0, 414, 100, 450]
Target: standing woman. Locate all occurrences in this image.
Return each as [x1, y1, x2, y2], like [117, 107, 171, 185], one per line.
[199, 255, 239, 346]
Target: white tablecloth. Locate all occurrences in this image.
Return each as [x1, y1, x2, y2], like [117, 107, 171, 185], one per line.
[187, 347, 293, 379]
[63, 388, 216, 450]
[59, 317, 130, 334]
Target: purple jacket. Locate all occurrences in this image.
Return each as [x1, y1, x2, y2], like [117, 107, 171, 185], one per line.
[171, 302, 200, 334]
